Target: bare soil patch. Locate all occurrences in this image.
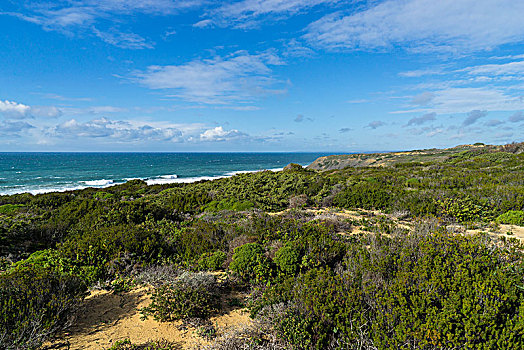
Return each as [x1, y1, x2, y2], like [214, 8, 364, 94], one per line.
[43, 286, 251, 350]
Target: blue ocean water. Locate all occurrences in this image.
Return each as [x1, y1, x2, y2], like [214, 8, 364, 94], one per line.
[0, 153, 330, 195]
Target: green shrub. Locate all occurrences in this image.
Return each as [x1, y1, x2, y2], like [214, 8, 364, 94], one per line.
[0, 204, 24, 214]
[0, 266, 86, 350]
[333, 181, 392, 210]
[93, 191, 114, 200]
[276, 308, 314, 349]
[11, 249, 80, 278]
[229, 243, 272, 283]
[438, 196, 494, 223]
[197, 251, 227, 271]
[110, 276, 136, 294]
[497, 210, 524, 226]
[141, 272, 219, 321]
[58, 224, 169, 282]
[274, 244, 301, 275]
[201, 199, 254, 212]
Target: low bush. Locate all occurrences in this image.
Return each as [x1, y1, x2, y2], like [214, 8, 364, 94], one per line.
[229, 243, 272, 283]
[0, 204, 24, 214]
[261, 231, 524, 349]
[198, 251, 227, 271]
[135, 265, 181, 287]
[141, 272, 220, 321]
[438, 196, 494, 223]
[273, 244, 301, 276]
[333, 181, 393, 211]
[201, 199, 254, 212]
[497, 210, 524, 226]
[0, 266, 86, 350]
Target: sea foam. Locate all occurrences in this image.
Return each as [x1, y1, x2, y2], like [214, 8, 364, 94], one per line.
[83, 179, 114, 186]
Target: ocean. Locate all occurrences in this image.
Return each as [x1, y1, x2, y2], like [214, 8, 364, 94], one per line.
[0, 152, 330, 196]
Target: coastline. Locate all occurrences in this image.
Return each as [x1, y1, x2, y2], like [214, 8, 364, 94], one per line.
[0, 166, 287, 196]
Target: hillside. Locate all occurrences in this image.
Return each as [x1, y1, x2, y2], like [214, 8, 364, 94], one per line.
[307, 142, 524, 170]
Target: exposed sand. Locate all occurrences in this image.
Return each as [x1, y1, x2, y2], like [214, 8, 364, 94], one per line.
[44, 286, 251, 350]
[465, 224, 524, 241]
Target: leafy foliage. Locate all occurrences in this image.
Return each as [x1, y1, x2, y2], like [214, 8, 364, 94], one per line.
[141, 272, 220, 321]
[0, 266, 86, 349]
[229, 243, 272, 283]
[497, 210, 524, 226]
[197, 251, 227, 271]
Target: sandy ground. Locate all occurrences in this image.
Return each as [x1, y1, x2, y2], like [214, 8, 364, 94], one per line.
[44, 286, 251, 350]
[290, 208, 524, 242]
[466, 224, 524, 241]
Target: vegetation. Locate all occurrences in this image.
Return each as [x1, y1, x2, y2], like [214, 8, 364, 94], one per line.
[0, 142, 523, 349]
[141, 272, 220, 321]
[497, 210, 524, 226]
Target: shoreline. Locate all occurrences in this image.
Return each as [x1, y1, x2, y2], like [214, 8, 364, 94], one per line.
[0, 167, 287, 196]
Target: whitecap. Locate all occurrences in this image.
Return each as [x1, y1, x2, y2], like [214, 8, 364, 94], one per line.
[0, 184, 88, 196]
[83, 179, 114, 186]
[124, 177, 145, 181]
[223, 167, 283, 176]
[146, 175, 226, 185]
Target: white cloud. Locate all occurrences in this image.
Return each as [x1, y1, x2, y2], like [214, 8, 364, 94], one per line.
[485, 119, 504, 127]
[509, 111, 524, 123]
[202, 0, 339, 28]
[394, 87, 524, 114]
[133, 51, 286, 104]
[199, 126, 247, 141]
[193, 19, 213, 28]
[83, 0, 203, 14]
[86, 106, 128, 114]
[93, 28, 154, 49]
[305, 0, 524, 53]
[365, 120, 386, 129]
[282, 39, 316, 58]
[31, 106, 63, 118]
[399, 68, 443, 78]
[461, 60, 524, 80]
[406, 112, 436, 126]
[426, 128, 444, 137]
[489, 54, 524, 60]
[346, 99, 369, 104]
[407, 125, 443, 137]
[0, 100, 129, 119]
[2, 0, 203, 48]
[48, 117, 185, 142]
[462, 110, 487, 127]
[410, 92, 434, 106]
[294, 114, 313, 122]
[0, 100, 31, 119]
[0, 120, 34, 136]
[37, 93, 92, 102]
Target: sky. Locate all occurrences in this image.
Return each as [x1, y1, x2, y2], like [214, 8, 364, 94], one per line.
[0, 0, 523, 152]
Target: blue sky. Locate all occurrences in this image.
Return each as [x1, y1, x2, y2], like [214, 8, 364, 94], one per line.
[0, 0, 523, 152]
